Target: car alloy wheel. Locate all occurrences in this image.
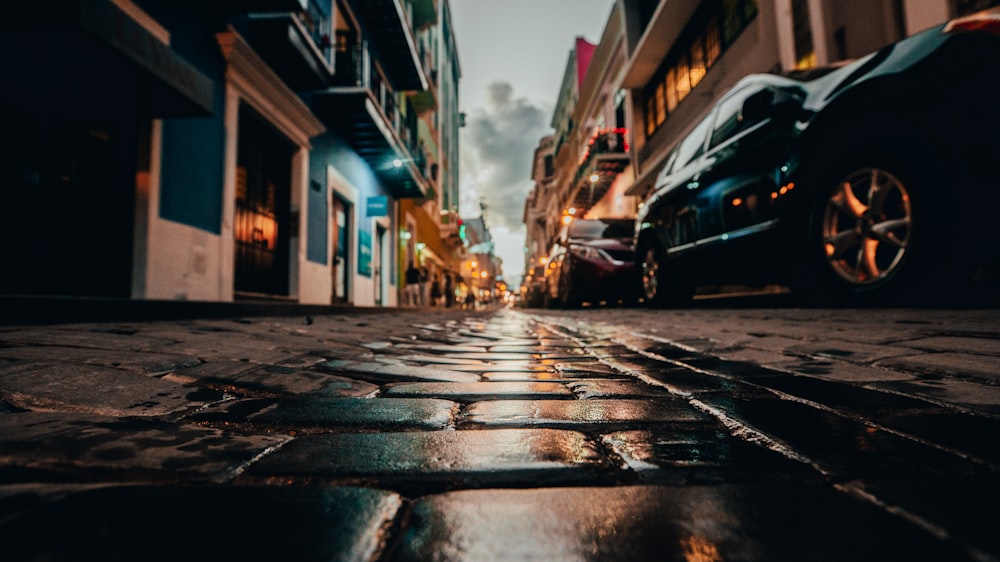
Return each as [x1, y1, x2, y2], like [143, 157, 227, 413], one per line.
[821, 167, 912, 286]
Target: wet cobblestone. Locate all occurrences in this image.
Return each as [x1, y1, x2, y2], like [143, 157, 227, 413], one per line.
[0, 306, 998, 560]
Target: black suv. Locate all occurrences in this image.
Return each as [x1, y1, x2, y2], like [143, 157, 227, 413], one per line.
[635, 8, 1000, 306]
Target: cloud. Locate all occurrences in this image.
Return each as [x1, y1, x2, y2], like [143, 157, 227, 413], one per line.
[459, 81, 551, 232]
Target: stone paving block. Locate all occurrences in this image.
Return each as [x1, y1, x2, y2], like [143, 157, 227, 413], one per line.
[764, 358, 917, 383]
[856, 475, 1000, 556]
[250, 397, 459, 430]
[553, 363, 623, 375]
[862, 408, 1000, 463]
[391, 484, 968, 562]
[696, 394, 984, 482]
[895, 336, 1000, 355]
[869, 378, 1000, 416]
[601, 429, 821, 484]
[246, 428, 611, 488]
[785, 341, 920, 365]
[404, 345, 491, 354]
[202, 364, 379, 397]
[0, 484, 402, 562]
[480, 372, 572, 382]
[428, 352, 544, 362]
[384, 381, 572, 401]
[462, 399, 710, 428]
[169, 359, 258, 379]
[317, 360, 481, 382]
[0, 326, 177, 351]
[0, 345, 200, 375]
[0, 363, 197, 416]
[277, 353, 333, 368]
[875, 352, 1000, 381]
[0, 412, 288, 482]
[446, 363, 550, 373]
[481, 345, 544, 354]
[567, 380, 673, 399]
[394, 354, 498, 367]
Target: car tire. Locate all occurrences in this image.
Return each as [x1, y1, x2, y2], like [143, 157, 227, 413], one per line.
[543, 288, 558, 309]
[800, 147, 951, 305]
[640, 241, 692, 308]
[558, 267, 580, 309]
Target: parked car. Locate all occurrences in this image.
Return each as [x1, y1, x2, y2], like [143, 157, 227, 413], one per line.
[519, 265, 546, 308]
[635, 7, 1000, 307]
[543, 217, 639, 308]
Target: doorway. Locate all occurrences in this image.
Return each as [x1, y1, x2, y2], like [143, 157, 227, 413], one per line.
[1, 110, 135, 297]
[331, 194, 351, 303]
[233, 105, 294, 297]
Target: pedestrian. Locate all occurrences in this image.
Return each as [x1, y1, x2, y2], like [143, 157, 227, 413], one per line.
[430, 275, 442, 306]
[405, 261, 420, 306]
[444, 273, 454, 308]
[464, 289, 476, 310]
[418, 266, 429, 306]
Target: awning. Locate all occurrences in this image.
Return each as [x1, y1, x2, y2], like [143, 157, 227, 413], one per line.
[2, 1, 213, 118]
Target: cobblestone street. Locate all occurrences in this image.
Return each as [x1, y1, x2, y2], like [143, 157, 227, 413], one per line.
[1, 305, 998, 561]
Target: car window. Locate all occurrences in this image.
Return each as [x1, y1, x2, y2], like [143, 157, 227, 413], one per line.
[657, 147, 680, 179]
[567, 219, 635, 239]
[672, 114, 712, 171]
[710, 86, 761, 147]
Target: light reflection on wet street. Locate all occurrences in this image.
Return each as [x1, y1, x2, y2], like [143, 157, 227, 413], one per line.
[1, 307, 998, 561]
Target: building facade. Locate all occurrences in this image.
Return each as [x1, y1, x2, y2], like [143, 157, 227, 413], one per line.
[1, 0, 461, 308]
[398, 0, 465, 305]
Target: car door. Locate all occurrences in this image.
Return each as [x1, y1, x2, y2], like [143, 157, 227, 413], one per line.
[693, 83, 801, 241]
[647, 112, 714, 255]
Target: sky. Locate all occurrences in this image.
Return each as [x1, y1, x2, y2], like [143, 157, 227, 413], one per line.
[449, 0, 617, 286]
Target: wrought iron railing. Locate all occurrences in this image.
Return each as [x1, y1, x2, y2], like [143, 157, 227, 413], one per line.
[574, 128, 629, 185]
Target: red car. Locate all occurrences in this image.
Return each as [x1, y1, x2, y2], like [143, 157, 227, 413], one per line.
[543, 218, 639, 308]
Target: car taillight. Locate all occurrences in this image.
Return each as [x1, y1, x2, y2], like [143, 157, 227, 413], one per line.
[943, 7, 1000, 35]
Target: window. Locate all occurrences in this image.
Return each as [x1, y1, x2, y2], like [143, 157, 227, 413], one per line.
[665, 69, 678, 113]
[614, 90, 627, 129]
[690, 38, 706, 88]
[641, 1, 758, 138]
[676, 54, 691, 100]
[645, 97, 657, 136]
[710, 87, 758, 147]
[705, 17, 721, 66]
[655, 83, 666, 127]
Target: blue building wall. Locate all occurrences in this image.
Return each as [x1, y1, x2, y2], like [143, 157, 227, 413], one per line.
[307, 132, 394, 271]
[154, 19, 227, 234]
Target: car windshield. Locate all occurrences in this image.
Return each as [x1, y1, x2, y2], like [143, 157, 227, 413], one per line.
[567, 219, 635, 240]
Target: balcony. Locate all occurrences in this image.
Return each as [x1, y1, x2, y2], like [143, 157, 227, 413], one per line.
[307, 43, 429, 199]
[133, 0, 306, 19]
[241, 5, 333, 91]
[570, 128, 630, 213]
[3, 0, 213, 118]
[351, 0, 431, 91]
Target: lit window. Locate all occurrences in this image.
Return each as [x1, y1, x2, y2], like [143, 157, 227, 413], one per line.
[655, 83, 666, 126]
[666, 68, 678, 113]
[676, 56, 691, 101]
[690, 39, 706, 88]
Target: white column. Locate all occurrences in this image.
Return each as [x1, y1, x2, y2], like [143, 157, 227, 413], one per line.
[807, 0, 831, 66]
[773, 0, 798, 72]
